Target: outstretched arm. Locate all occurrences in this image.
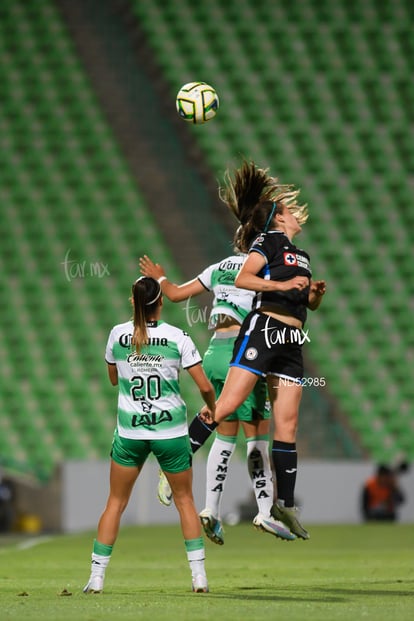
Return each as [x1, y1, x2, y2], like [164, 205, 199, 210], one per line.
[139, 255, 205, 302]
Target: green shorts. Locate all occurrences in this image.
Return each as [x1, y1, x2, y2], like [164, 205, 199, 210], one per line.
[203, 334, 269, 422]
[111, 429, 193, 473]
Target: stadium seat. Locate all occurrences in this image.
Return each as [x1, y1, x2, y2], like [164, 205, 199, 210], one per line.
[0, 0, 206, 481]
[130, 0, 413, 462]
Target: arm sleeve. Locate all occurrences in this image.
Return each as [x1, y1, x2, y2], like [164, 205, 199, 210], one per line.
[197, 262, 217, 291]
[180, 332, 203, 369]
[249, 233, 279, 264]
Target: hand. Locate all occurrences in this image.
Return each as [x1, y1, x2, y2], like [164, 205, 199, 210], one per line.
[139, 255, 165, 281]
[199, 404, 215, 424]
[279, 276, 310, 292]
[310, 279, 327, 297]
[308, 279, 327, 310]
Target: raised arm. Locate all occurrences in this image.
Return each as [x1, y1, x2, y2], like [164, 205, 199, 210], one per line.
[139, 255, 205, 302]
[235, 252, 310, 293]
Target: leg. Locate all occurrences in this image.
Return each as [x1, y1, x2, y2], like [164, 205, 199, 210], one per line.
[204, 420, 239, 517]
[242, 419, 295, 541]
[242, 418, 274, 517]
[199, 420, 239, 545]
[188, 367, 259, 452]
[166, 468, 208, 593]
[84, 460, 141, 593]
[215, 367, 260, 423]
[97, 460, 141, 544]
[236, 376, 273, 518]
[267, 376, 302, 444]
[267, 377, 309, 539]
[166, 468, 201, 540]
[267, 376, 301, 506]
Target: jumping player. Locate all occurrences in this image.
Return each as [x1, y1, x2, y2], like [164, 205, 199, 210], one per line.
[139, 161, 296, 544]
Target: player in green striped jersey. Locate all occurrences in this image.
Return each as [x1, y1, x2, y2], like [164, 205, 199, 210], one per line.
[84, 276, 215, 594]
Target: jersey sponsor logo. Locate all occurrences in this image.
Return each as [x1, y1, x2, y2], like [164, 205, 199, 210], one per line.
[245, 347, 258, 360]
[296, 254, 310, 271]
[119, 333, 133, 347]
[119, 333, 169, 348]
[127, 352, 164, 368]
[131, 410, 173, 427]
[218, 259, 242, 272]
[284, 252, 297, 266]
[216, 285, 245, 300]
[217, 273, 236, 286]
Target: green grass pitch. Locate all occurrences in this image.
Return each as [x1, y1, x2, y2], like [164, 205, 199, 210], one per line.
[0, 523, 413, 621]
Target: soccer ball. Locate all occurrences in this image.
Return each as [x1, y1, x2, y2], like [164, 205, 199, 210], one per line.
[176, 82, 219, 124]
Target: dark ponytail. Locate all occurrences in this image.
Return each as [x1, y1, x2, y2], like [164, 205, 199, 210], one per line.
[131, 277, 161, 353]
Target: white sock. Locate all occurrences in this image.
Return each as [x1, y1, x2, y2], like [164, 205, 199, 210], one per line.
[246, 438, 274, 517]
[204, 435, 237, 518]
[186, 543, 206, 579]
[91, 552, 111, 577]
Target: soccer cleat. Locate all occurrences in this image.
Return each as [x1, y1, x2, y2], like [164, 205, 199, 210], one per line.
[157, 470, 172, 507]
[271, 502, 310, 540]
[192, 574, 209, 593]
[83, 574, 104, 594]
[199, 509, 224, 545]
[253, 513, 296, 541]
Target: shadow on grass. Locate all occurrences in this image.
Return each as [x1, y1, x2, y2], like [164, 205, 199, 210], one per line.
[157, 580, 414, 604]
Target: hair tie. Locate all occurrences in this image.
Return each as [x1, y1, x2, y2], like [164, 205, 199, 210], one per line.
[133, 276, 162, 306]
[264, 202, 277, 232]
[145, 287, 161, 306]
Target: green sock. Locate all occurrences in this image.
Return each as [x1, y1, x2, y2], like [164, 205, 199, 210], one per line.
[93, 539, 113, 557]
[184, 537, 204, 553]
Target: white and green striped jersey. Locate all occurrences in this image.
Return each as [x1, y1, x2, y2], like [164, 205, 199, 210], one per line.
[105, 320, 202, 440]
[197, 254, 255, 329]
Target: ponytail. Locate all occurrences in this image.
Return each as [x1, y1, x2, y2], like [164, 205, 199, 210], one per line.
[219, 160, 291, 252]
[131, 277, 162, 353]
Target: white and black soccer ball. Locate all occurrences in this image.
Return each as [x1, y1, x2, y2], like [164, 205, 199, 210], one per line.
[176, 82, 219, 124]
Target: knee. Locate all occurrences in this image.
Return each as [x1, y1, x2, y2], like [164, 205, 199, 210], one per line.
[105, 496, 129, 516]
[173, 491, 195, 513]
[275, 412, 298, 441]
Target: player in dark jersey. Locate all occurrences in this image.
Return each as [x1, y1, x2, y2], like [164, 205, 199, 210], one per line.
[139, 161, 295, 544]
[196, 185, 326, 539]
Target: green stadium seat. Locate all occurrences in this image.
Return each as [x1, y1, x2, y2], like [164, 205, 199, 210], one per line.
[133, 0, 413, 457]
[1, 0, 412, 472]
[0, 0, 208, 481]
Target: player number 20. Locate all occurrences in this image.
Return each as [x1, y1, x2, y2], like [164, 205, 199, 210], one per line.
[130, 374, 161, 401]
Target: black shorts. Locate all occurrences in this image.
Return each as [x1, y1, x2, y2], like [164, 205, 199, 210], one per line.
[230, 311, 304, 381]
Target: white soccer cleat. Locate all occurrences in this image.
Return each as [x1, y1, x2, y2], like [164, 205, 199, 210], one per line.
[157, 470, 172, 506]
[192, 574, 209, 593]
[199, 508, 224, 545]
[83, 574, 104, 594]
[253, 513, 296, 541]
